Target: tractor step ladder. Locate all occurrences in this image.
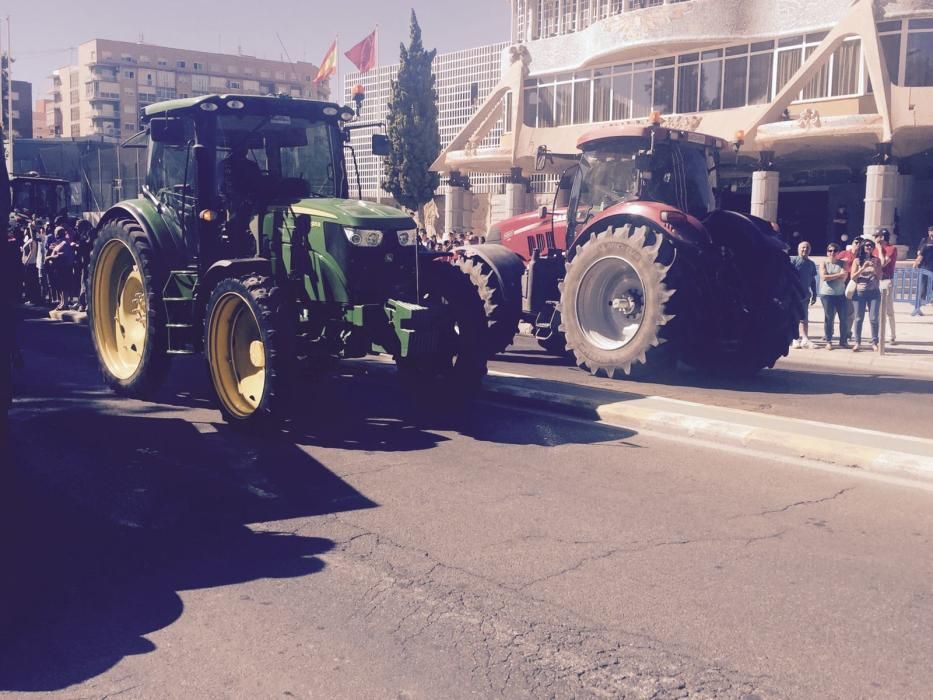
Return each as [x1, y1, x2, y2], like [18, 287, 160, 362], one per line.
[162, 270, 200, 354]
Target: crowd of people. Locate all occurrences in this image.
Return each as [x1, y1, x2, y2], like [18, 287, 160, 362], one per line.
[8, 214, 93, 312]
[419, 231, 487, 252]
[790, 225, 933, 353]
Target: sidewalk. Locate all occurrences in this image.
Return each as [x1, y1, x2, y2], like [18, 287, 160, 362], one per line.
[783, 298, 932, 377]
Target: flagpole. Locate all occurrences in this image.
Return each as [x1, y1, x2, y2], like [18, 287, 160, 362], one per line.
[335, 34, 341, 105]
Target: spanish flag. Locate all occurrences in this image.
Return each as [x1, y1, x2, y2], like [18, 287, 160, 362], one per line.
[313, 40, 338, 83]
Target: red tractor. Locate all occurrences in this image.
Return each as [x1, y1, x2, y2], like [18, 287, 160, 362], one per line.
[453, 123, 806, 377]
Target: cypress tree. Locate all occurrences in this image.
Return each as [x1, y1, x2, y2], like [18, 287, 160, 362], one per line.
[383, 10, 440, 229]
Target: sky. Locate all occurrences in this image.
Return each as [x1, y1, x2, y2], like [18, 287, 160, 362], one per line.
[4, 0, 512, 100]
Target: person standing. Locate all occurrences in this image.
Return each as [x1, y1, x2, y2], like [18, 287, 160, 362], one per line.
[850, 238, 882, 351]
[790, 241, 818, 348]
[872, 228, 897, 344]
[819, 243, 849, 349]
[915, 225, 933, 303]
[835, 237, 859, 344]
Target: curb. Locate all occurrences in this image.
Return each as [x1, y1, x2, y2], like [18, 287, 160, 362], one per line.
[482, 374, 933, 484]
[781, 346, 932, 378]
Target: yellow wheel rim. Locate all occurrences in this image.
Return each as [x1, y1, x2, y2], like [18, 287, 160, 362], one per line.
[92, 239, 149, 380]
[208, 292, 266, 418]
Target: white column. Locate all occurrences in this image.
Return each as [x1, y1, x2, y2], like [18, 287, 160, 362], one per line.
[750, 171, 780, 223]
[863, 164, 898, 238]
[461, 189, 474, 233]
[894, 172, 914, 245]
[505, 182, 528, 218]
[444, 185, 464, 237]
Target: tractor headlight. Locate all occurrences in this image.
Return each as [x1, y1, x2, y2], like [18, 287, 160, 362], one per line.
[343, 227, 384, 247]
[396, 229, 418, 246]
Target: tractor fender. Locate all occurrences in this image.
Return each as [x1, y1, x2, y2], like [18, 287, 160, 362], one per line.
[96, 199, 187, 269]
[569, 213, 703, 262]
[455, 243, 526, 305]
[702, 210, 789, 256]
[198, 258, 273, 305]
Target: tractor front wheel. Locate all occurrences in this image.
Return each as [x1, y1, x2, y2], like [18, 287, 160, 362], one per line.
[559, 224, 678, 378]
[204, 275, 294, 427]
[397, 263, 488, 403]
[88, 219, 169, 397]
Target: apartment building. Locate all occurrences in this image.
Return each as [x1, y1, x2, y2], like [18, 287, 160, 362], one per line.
[50, 38, 327, 142]
[343, 41, 509, 231]
[436, 0, 933, 248]
[2, 79, 33, 139]
[33, 98, 54, 138]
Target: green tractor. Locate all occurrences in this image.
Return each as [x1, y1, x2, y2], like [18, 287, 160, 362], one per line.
[88, 94, 486, 426]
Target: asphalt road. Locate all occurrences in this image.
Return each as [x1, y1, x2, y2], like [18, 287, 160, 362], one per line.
[2, 318, 933, 698]
[493, 335, 933, 439]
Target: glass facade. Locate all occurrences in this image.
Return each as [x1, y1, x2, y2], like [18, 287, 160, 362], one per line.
[520, 18, 933, 129]
[514, 0, 692, 42]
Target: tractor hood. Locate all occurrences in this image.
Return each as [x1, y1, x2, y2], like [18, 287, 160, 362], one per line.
[289, 199, 416, 230]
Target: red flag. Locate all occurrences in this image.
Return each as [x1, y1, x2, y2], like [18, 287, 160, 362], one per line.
[313, 40, 337, 83]
[344, 30, 377, 74]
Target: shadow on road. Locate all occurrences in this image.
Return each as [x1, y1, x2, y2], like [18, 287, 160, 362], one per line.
[0, 401, 375, 692]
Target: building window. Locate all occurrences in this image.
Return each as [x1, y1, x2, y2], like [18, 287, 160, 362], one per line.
[906, 19, 933, 87]
[124, 70, 135, 79]
[176, 60, 187, 69]
[124, 122, 136, 132]
[228, 80, 242, 90]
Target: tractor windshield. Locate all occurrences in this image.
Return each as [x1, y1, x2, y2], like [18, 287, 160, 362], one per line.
[215, 114, 341, 198]
[575, 139, 715, 222]
[576, 150, 640, 217]
[640, 143, 715, 217]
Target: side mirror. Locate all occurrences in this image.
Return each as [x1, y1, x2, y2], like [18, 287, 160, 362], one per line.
[539, 206, 548, 219]
[149, 117, 186, 145]
[371, 133, 390, 156]
[535, 146, 549, 172]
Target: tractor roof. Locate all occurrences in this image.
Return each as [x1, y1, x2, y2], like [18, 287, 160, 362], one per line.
[141, 93, 354, 123]
[577, 125, 726, 151]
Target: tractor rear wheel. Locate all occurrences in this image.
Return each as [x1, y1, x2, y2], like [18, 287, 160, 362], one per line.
[559, 224, 678, 378]
[204, 275, 294, 427]
[88, 219, 169, 397]
[454, 256, 520, 356]
[397, 263, 488, 402]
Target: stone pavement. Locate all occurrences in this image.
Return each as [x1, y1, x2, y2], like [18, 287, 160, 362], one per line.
[784, 297, 933, 377]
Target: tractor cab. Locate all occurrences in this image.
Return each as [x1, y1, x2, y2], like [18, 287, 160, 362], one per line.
[141, 94, 393, 269]
[566, 125, 725, 248]
[10, 174, 72, 220]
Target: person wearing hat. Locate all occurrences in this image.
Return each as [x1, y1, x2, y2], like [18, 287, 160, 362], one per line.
[873, 228, 898, 344]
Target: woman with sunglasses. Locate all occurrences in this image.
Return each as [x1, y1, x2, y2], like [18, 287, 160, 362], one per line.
[850, 238, 882, 351]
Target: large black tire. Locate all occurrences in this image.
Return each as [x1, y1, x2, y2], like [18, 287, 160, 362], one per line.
[559, 224, 679, 378]
[88, 219, 170, 398]
[396, 263, 488, 402]
[204, 275, 295, 428]
[686, 212, 807, 375]
[454, 256, 521, 356]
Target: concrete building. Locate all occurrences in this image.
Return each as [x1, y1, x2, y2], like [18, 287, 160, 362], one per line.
[3, 79, 33, 139]
[32, 98, 56, 138]
[435, 0, 933, 250]
[343, 41, 509, 235]
[50, 38, 327, 142]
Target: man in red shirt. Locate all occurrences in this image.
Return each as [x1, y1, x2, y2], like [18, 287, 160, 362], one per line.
[873, 228, 898, 344]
